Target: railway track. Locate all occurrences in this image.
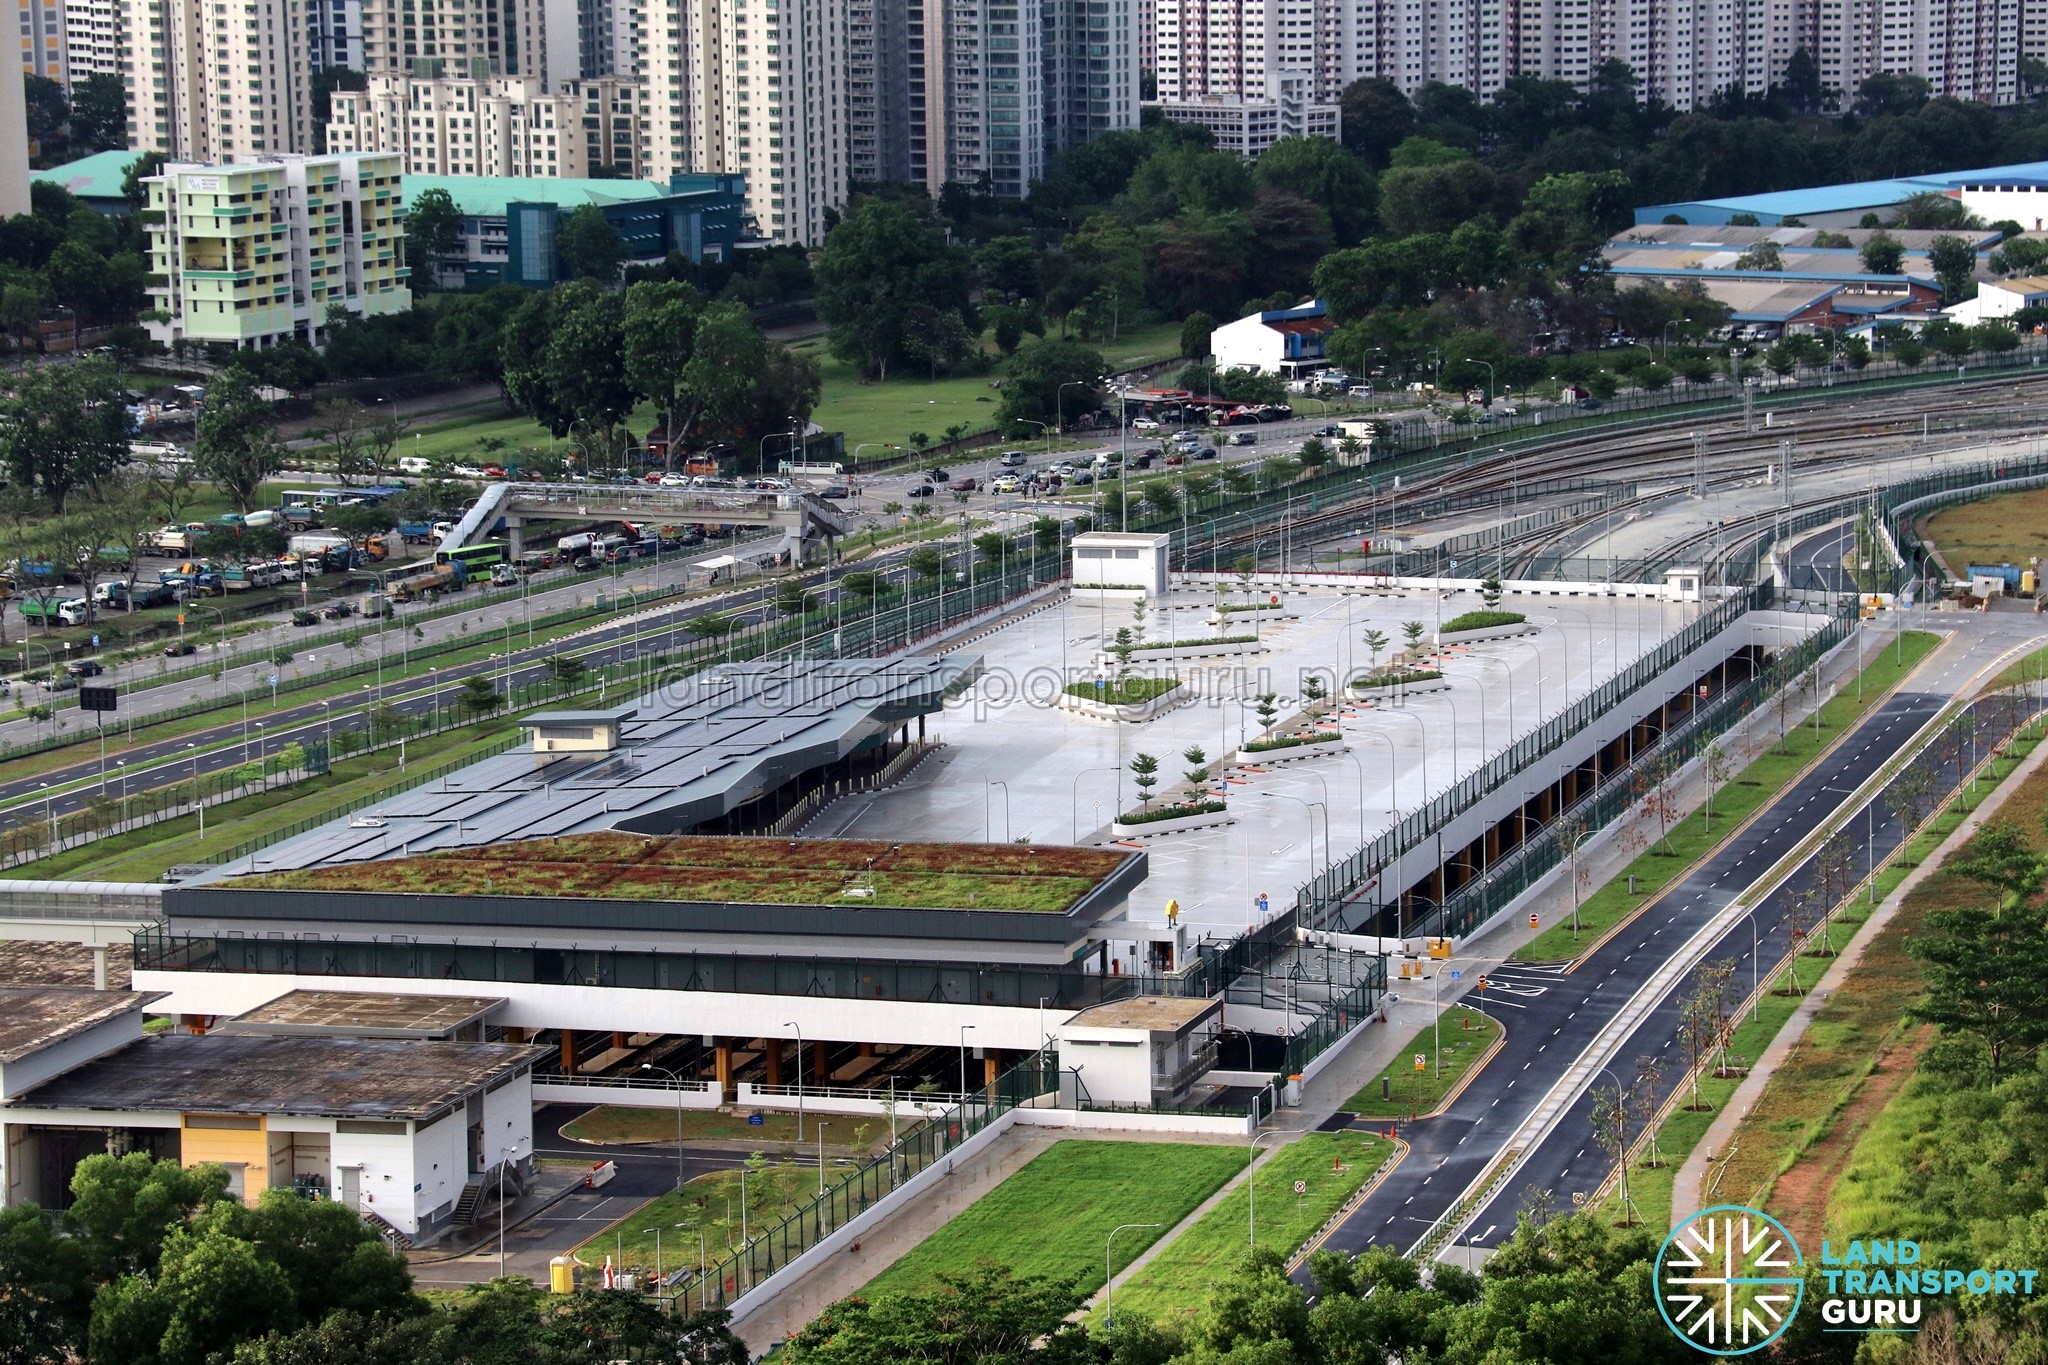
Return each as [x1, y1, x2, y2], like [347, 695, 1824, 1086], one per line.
[1210, 376, 2048, 573]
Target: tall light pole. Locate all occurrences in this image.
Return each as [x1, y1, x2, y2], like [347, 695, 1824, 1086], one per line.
[1247, 1129, 1303, 1248]
[1104, 1222, 1164, 1330]
[959, 1023, 977, 1102]
[641, 1063, 687, 1189]
[783, 1021, 805, 1141]
[497, 1142, 518, 1280]
[1464, 358, 1496, 405]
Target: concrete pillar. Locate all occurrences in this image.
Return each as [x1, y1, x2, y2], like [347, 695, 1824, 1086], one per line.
[814, 1041, 830, 1082]
[560, 1029, 577, 1073]
[715, 1040, 734, 1101]
[507, 520, 524, 559]
[1485, 824, 1500, 864]
[764, 1038, 783, 1087]
[611, 1031, 627, 1051]
[984, 1053, 1000, 1092]
[858, 1041, 875, 1058]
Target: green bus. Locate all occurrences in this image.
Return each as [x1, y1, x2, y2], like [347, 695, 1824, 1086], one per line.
[435, 540, 507, 571]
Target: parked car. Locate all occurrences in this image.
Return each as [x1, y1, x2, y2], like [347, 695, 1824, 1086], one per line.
[164, 641, 197, 657]
[1071, 470, 1095, 486]
[40, 674, 76, 691]
[1128, 452, 1157, 470]
[63, 660, 105, 678]
[1164, 451, 1187, 467]
[1132, 417, 1162, 431]
[1575, 396, 1605, 410]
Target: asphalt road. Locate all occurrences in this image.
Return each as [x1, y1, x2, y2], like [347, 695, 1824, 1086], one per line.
[1306, 681, 1973, 1269]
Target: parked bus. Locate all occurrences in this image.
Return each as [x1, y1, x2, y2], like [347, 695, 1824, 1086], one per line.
[435, 539, 507, 571]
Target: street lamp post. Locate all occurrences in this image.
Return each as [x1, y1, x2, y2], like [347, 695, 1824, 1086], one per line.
[1464, 359, 1496, 405]
[959, 1024, 977, 1104]
[1247, 1129, 1304, 1248]
[815, 1122, 829, 1196]
[1103, 1223, 1164, 1330]
[640, 1063, 687, 1190]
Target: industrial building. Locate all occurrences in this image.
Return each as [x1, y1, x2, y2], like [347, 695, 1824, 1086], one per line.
[1638, 160, 2048, 227]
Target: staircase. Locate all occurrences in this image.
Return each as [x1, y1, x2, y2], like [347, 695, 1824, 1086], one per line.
[451, 1179, 488, 1226]
[360, 1209, 414, 1250]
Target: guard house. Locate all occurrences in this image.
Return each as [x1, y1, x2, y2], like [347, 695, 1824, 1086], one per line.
[1071, 532, 1170, 600]
[526, 706, 635, 756]
[1056, 995, 1222, 1106]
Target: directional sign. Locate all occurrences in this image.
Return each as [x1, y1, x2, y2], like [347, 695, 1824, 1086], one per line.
[79, 686, 116, 714]
[1449, 968, 1462, 980]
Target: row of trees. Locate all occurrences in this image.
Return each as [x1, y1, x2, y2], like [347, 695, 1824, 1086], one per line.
[0, 1152, 749, 1365]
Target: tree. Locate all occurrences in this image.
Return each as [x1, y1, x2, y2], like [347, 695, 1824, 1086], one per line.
[456, 676, 503, 720]
[499, 282, 633, 445]
[1732, 240, 1784, 271]
[1479, 576, 1503, 611]
[1856, 71, 1931, 118]
[1677, 958, 1737, 1112]
[774, 580, 815, 616]
[1129, 752, 1160, 806]
[678, 302, 770, 448]
[622, 280, 706, 462]
[316, 399, 405, 485]
[555, 205, 625, 284]
[67, 73, 127, 151]
[1182, 745, 1210, 790]
[0, 358, 129, 511]
[907, 547, 944, 580]
[1179, 310, 1217, 361]
[1856, 230, 1904, 277]
[1254, 136, 1377, 244]
[1701, 741, 1731, 832]
[1885, 764, 1936, 861]
[1928, 233, 1980, 304]
[814, 200, 973, 381]
[1588, 1072, 1640, 1224]
[1254, 692, 1279, 734]
[782, 1264, 1084, 1365]
[1950, 820, 2043, 913]
[431, 285, 526, 392]
[1401, 619, 1425, 658]
[1909, 899, 2048, 1081]
[1361, 628, 1388, 675]
[194, 368, 284, 513]
[403, 188, 463, 290]
[997, 335, 1106, 434]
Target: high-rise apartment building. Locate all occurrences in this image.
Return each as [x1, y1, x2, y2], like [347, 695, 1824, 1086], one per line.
[143, 152, 408, 352]
[307, 0, 360, 69]
[633, 0, 845, 244]
[122, 0, 313, 159]
[324, 69, 635, 174]
[357, 0, 582, 88]
[20, 0, 67, 82]
[844, 0, 1134, 199]
[63, 0, 119, 83]
[1152, 0, 2023, 121]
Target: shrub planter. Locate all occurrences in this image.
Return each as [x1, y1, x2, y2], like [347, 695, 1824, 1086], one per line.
[1229, 733, 1349, 768]
[1092, 638, 1265, 667]
[1433, 620, 1537, 647]
[1057, 681, 1191, 723]
[1347, 670, 1450, 699]
[1207, 604, 1295, 626]
[1110, 802, 1233, 838]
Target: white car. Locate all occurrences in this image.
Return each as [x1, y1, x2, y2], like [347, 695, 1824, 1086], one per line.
[658, 473, 692, 487]
[1132, 417, 1162, 431]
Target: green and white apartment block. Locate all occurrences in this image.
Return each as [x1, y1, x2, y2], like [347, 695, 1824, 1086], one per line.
[144, 152, 411, 353]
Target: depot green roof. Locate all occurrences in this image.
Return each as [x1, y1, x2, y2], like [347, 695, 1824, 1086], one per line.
[34, 150, 144, 206]
[400, 173, 670, 219]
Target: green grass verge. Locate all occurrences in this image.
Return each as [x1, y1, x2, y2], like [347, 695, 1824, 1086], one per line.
[578, 1162, 814, 1274]
[861, 1140, 1241, 1298]
[1439, 610, 1526, 634]
[797, 345, 1004, 455]
[1342, 1006, 1501, 1118]
[1101, 1132, 1394, 1327]
[1514, 630, 1939, 963]
[3, 722, 509, 881]
[559, 1107, 885, 1148]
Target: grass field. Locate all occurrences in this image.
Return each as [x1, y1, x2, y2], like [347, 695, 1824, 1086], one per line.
[560, 1107, 888, 1148]
[3, 721, 509, 881]
[577, 1162, 815, 1274]
[1602, 718, 2045, 1238]
[1342, 1007, 1501, 1118]
[1101, 1133, 1395, 1327]
[1921, 486, 2048, 571]
[860, 1140, 1241, 1299]
[1514, 630, 1938, 963]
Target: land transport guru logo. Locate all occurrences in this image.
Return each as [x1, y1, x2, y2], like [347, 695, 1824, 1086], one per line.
[1656, 1205, 1804, 1355]
[1655, 1204, 2043, 1355]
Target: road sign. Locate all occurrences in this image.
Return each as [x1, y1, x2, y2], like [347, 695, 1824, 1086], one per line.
[747, 1113, 764, 1126]
[1477, 975, 1489, 991]
[1413, 1053, 1426, 1072]
[1293, 1181, 1307, 1195]
[90, 634, 99, 648]
[1449, 968, 1462, 980]
[1448, 559, 1459, 569]
[268, 672, 278, 687]
[79, 686, 116, 713]
[1529, 913, 1539, 929]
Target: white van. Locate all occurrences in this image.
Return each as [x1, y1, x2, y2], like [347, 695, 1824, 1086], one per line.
[398, 455, 432, 475]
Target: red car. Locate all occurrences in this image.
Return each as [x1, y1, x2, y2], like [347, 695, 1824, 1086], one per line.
[949, 477, 979, 493]
[482, 463, 507, 479]
[1164, 452, 1187, 467]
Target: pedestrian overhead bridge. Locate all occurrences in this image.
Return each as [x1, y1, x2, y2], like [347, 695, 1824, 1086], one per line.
[440, 481, 857, 565]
